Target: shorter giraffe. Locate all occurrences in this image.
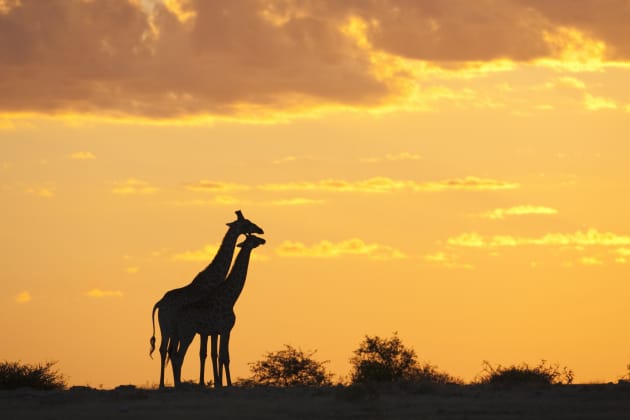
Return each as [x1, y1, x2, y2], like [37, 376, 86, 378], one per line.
[171, 234, 266, 387]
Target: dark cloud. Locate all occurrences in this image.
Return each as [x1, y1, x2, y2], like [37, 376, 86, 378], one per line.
[0, 0, 628, 119]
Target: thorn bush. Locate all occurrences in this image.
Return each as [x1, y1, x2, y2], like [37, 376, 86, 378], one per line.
[0, 361, 67, 390]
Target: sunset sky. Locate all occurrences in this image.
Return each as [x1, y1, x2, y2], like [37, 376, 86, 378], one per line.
[2, 0, 630, 388]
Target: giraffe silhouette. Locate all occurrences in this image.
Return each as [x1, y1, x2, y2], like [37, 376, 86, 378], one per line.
[170, 234, 266, 387]
[149, 210, 264, 388]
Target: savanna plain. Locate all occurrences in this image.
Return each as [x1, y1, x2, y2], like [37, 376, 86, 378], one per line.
[3, 384, 630, 420]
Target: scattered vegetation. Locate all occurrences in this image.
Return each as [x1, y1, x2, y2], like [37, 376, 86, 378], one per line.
[240, 345, 333, 387]
[0, 361, 67, 390]
[349, 333, 460, 385]
[476, 360, 574, 386]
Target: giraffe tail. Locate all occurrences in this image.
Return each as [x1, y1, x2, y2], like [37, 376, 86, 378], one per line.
[149, 302, 159, 359]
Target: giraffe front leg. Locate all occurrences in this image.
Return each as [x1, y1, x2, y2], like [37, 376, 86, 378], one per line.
[199, 334, 208, 387]
[219, 332, 232, 387]
[210, 335, 220, 388]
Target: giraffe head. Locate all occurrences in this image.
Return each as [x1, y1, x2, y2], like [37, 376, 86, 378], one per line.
[237, 234, 266, 249]
[228, 210, 264, 236]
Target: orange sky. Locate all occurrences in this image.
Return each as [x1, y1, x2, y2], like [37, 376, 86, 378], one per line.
[2, 0, 630, 387]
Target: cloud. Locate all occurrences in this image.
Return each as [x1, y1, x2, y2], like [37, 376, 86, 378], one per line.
[272, 156, 315, 165]
[15, 290, 31, 303]
[125, 266, 139, 274]
[185, 181, 250, 193]
[170, 196, 322, 207]
[25, 186, 54, 198]
[173, 244, 220, 262]
[70, 151, 96, 160]
[265, 198, 324, 206]
[584, 93, 618, 110]
[448, 229, 630, 248]
[483, 205, 558, 220]
[2, 1, 630, 120]
[360, 152, 421, 163]
[424, 252, 473, 270]
[417, 177, 520, 192]
[580, 257, 603, 266]
[616, 248, 630, 256]
[260, 176, 518, 193]
[260, 177, 410, 193]
[85, 289, 123, 298]
[276, 238, 406, 260]
[112, 178, 158, 195]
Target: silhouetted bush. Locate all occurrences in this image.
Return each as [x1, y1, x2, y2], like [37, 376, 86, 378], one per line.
[349, 333, 460, 385]
[0, 361, 66, 390]
[240, 345, 333, 387]
[477, 360, 574, 386]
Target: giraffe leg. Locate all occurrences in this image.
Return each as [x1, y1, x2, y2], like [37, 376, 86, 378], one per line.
[199, 334, 208, 387]
[158, 337, 169, 389]
[210, 334, 220, 388]
[218, 332, 232, 387]
[172, 332, 195, 387]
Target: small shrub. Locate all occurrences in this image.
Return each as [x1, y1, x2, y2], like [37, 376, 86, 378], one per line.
[477, 360, 574, 386]
[0, 361, 67, 390]
[349, 333, 460, 385]
[241, 345, 333, 387]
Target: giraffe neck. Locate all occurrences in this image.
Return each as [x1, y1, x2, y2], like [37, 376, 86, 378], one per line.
[191, 225, 239, 289]
[220, 246, 254, 307]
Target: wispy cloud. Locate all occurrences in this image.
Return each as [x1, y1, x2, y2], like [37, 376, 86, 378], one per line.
[185, 180, 250, 193]
[112, 178, 158, 195]
[482, 205, 558, 220]
[125, 266, 139, 274]
[580, 257, 603, 266]
[260, 176, 518, 193]
[418, 177, 519, 192]
[15, 291, 31, 304]
[170, 196, 323, 207]
[360, 152, 421, 163]
[272, 156, 314, 165]
[424, 252, 473, 270]
[584, 94, 617, 111]
[170, 196, 242, 207]
[448, 229, 630, 248]
[615, 248, 630, 256]
[276, 238, 406, 260]
[173, 244, 220, 262]
[265, 198, 325, 206]
[85, 289, 123, 298]
[25, 186, 54, 198]
[70, 151, 96, 160]
[545, 76, 586, 90]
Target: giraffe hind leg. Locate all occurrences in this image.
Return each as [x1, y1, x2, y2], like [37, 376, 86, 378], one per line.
[158, 337, 169, 389]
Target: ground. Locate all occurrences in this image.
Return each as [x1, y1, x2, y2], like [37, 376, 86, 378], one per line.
[2, 384, 630, 419]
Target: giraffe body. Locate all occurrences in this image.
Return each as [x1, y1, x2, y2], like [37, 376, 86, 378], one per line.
[171, 234, 265, 387]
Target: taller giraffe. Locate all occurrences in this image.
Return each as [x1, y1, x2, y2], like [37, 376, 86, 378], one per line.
[171, 234, 266, 387]
[149, 210, 263, 388]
